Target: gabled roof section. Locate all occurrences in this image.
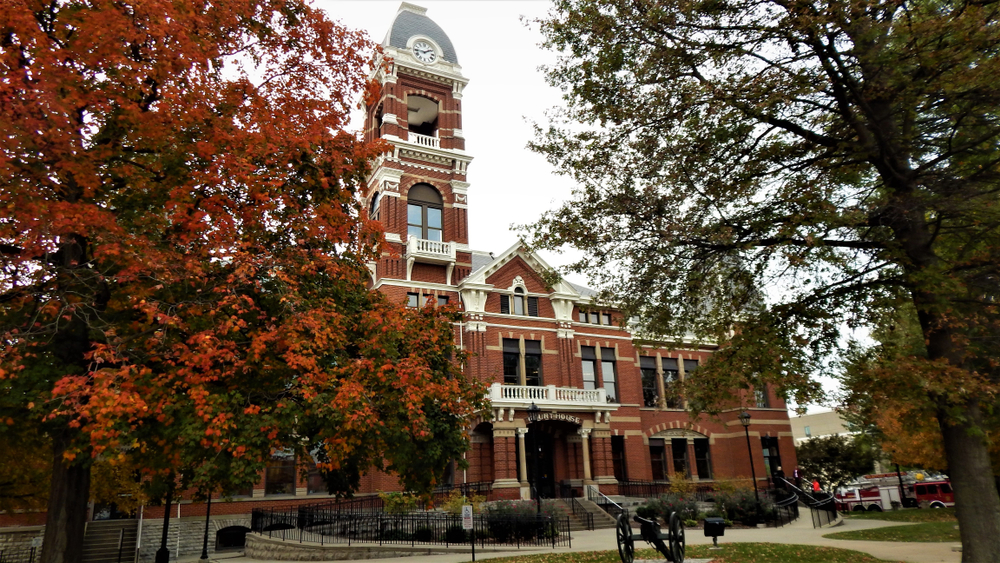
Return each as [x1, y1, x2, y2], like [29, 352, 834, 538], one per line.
[460, 241, 581, 298]
[383, 3, 458, 63]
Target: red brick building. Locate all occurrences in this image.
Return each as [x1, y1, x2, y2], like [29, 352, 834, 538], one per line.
[0, 5, 797, 560]
[358, 2, 797, 501]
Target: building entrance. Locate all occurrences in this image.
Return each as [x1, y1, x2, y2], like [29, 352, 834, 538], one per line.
[526, 426, 556, 499]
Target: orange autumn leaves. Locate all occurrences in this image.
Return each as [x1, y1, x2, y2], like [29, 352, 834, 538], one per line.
[0, 0, 484, 498]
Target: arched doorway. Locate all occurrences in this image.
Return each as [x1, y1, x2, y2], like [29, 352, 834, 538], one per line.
[215, 526, 250, 551]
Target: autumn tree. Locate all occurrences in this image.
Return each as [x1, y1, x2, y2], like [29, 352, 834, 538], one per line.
[0, 3, 486, 563]
[528, 0, 1000, 559]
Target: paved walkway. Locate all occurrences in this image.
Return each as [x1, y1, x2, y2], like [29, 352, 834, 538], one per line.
[197, 515, 961, 563]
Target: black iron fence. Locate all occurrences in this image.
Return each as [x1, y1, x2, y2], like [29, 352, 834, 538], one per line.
[251, 509, 571, 549]
[0, 544, 40, 563]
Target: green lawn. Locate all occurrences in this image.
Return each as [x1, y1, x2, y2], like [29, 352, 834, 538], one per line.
[824, 521, 959, 542]
[476, 544, 904, 563]
[845, 507, 957, 523]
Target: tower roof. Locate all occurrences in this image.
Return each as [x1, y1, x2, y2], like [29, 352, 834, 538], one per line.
[383, 3, 458, 64]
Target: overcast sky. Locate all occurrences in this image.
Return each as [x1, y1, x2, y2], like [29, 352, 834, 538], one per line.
[314, 1, 839, 413]
[315, 0, 584, 279]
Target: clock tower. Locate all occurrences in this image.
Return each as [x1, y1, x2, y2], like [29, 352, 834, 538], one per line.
[365, 3, 472, 299]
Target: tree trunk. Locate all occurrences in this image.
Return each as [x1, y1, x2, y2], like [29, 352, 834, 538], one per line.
[939, 400, 1000, 563]
[40, 431, 91, 563]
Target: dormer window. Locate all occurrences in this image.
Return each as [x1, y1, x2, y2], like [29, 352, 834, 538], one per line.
[407, 184, 443, 241]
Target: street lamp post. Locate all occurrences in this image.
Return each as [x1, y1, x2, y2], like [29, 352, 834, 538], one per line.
[527, 402, 541, 515]
[200, 492, 212, 560]
[738, 411, 760, 504]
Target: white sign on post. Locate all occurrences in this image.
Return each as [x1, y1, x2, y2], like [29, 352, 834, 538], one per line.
[462, 504, 474, 530]
[31, 538, 42, 548]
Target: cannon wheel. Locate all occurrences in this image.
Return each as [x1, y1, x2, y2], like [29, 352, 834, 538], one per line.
[668, 512, 686, 563]
[616, 512, 635, 563]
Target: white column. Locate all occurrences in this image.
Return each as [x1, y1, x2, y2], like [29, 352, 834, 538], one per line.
[580, 428, 593, 483]
[517, 428, 529, 484]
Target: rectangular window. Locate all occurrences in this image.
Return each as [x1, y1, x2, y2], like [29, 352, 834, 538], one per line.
[640, 357, 658, 407]
[662, 358, 681, 409]
[527, 296, 539, 317]
[761, 436, 781, 480]
[611, 436, 627, 481]
[503, 338, 520, 385]
[578, 310, 587, 322]
[694, 438, 712, 479]
[406, 293, 419, 308]
[671, 439, 689, 477]
[265, 452, 296, 496]
[589, 312, 599, 324]
[524, 340, 542, 387]
[407, 204, 423, 239]
[649, 438, 667, 481]
[437, 295, 449, 306]
[307, 458, 326, 495]
[602, 313, 612, 326]
[581, 346, 597, 390]
[601, 347, 618, 403]
[426, 207, 442, 241]
[683, 359, 699, 374]
[755, 386, 770, 408]
[500, 295, 510, 314]
[513, 293, 525, 315]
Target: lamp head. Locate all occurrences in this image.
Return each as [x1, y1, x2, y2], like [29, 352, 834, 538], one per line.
[738, 411, 751, 427]
[527, 402, 540, 422]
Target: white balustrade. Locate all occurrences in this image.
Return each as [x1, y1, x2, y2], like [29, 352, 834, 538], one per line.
[405, 237, 456, 262]
[489, 383, 611, 410]
[409, 132, 440, 148]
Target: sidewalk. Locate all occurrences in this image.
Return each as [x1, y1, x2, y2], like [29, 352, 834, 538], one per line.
[198, 515, 961, 563]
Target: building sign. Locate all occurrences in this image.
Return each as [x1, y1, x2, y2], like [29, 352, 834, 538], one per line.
[533, 412, 582, 425]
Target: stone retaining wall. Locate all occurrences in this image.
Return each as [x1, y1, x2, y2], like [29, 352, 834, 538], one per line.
[245, 534, 463, 561]
[137, 515, 251, 563]
[0, 526, 45, 563]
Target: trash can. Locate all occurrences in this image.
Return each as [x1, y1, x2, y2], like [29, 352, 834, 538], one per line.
[704, 517, 726, 548]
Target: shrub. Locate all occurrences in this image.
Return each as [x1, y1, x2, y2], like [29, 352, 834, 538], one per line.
[442, 489, 486, 515]
[379, 491, 418, 514]
[445, 525, 469, 544]
[712, 490, 775, 526]
[637, 493, 699, 522]
[669, 474, 696, 495]
[481, 500, 560, 542]
[412, 526, 435, 542]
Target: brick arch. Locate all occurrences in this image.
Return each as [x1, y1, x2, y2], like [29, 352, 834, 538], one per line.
[402, 89, 444, 105]
[644, 421, 712, 439]
[402, 179, 450, 204]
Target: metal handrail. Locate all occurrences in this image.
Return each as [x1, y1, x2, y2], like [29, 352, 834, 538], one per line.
[587, 487, 626, 518]
[776, 477, 827, 506]
[565, 496, 596, 530]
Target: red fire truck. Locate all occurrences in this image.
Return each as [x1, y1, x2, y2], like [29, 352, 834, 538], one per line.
[912, 479, 955, 508]
[835, 484, 899, 512]
[835, 472, 953, 511]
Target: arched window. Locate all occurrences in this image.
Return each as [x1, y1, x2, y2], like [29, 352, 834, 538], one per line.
[407, 184, 443, 241]
[512, 287, 526, 315]
[369, 192, 381, 220]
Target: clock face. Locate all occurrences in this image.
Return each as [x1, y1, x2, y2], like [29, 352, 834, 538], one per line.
[413, 41, 436, 64]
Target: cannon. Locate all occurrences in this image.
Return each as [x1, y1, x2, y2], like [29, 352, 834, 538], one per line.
[615, 511, 685, 563]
